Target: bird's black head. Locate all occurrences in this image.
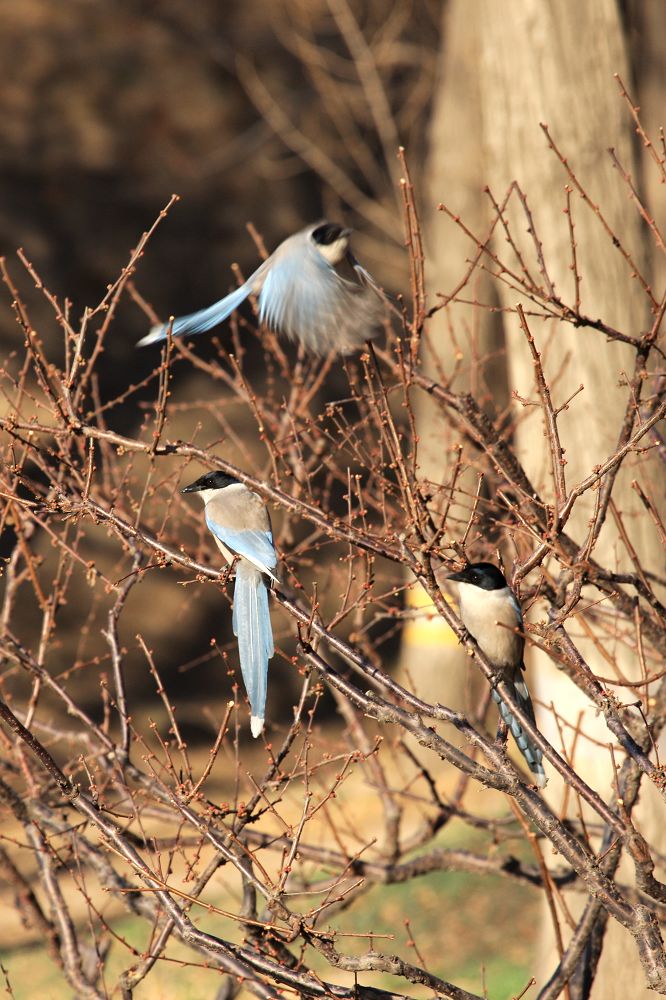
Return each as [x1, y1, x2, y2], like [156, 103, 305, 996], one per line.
[181, 470, 240, 494]
[447, 562, 508, 591]
[311, 221, 352, 246]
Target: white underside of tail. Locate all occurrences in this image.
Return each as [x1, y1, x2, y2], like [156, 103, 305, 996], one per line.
[251, 716, 264, 738]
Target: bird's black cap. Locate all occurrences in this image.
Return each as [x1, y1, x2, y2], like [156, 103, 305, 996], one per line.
[182, 470, 240, 493]
[311, 221, 352, 246]
[447, 562, 508, 591]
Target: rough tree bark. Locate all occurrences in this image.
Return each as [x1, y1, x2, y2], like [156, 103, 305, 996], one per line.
[421, 1, 665, 995]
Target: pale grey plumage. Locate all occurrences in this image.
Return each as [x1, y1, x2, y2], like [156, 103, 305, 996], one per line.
[449, 563, 547, 788]
[182, 472, 277, 738]
[138, 221, 385, 355]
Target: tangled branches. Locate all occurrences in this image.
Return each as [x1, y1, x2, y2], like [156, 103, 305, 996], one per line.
[0, 146, 665, 998]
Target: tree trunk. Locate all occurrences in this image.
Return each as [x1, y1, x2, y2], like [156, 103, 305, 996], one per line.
[423, 1, 665, 994]
[397, 0, 503, 735]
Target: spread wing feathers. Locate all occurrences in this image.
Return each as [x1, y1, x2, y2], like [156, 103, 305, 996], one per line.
[233, 563, 274, 738]
[137, 282, 254, 347]
[492, 669, 547, 788]
[205, 514, 278, 581]
[258, 241, 384, 355]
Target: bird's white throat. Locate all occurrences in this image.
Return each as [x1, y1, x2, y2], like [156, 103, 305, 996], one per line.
[314, 236, 349, 266]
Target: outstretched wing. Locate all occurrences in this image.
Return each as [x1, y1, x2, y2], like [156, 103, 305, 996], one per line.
[258, 238, 384, 355]
[137, 283, 253, 348]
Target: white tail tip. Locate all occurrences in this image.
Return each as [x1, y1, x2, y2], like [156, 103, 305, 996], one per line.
[136, 324, 166, 348]
[250, 716, 264, 739]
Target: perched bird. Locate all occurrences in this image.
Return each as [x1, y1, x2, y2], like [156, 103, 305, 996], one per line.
[447, 562, 547, 787]
[182, 470, 278, 738]
[138, 221, 385, 355]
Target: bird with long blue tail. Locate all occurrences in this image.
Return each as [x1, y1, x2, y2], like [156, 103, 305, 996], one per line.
[182, 470, 278, 738]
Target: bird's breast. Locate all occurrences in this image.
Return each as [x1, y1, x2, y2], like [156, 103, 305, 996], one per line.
[457, 588, 523, 669]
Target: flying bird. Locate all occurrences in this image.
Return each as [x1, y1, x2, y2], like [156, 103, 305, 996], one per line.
[138, 221, 385, 355]
[182, 470, 278, 738]
[448, 562, 547, 787]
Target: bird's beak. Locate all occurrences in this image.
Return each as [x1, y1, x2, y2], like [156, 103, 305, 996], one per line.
[447, 566, 469, 583]
[181, 480, 201, 494]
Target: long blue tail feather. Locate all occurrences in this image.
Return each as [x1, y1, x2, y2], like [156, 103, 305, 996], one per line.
[232, 562, 273, 737]
[492, 675, 546, 787]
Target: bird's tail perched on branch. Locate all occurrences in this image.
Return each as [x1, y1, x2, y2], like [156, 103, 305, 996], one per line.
[233, 562, 274, 738]
[493, 670, 547, 788]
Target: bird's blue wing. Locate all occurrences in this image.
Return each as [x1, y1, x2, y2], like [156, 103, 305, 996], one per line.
[137, 283, 252, 347]
[257, 240, 383, 355]
[258, 254, 304, 333]
[205, 512, 277, 578]
[259, 244, 339, 338]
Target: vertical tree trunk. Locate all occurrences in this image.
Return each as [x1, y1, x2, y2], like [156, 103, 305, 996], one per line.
[398, 0, 502, 728]
[424, 1, 665, 994]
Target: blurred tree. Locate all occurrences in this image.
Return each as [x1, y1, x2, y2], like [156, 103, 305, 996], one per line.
[420, 1, 666, 996]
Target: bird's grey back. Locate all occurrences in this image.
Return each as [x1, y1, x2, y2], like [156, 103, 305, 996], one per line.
[205, 484, 271, 533]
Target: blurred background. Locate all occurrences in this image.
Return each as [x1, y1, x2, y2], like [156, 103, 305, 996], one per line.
[0, 0, 434, 348]
[3, 0, 664, 745]
[0, 0, 440, 726]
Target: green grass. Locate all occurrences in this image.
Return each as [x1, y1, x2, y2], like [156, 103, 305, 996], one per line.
[314, 867, 538, 998]
[0, 747, 540, 999]
[0, 861, 539, 999]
